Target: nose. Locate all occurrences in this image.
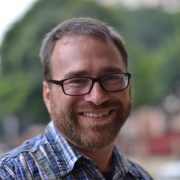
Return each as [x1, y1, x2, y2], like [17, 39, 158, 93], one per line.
[84, 82, 109, 105]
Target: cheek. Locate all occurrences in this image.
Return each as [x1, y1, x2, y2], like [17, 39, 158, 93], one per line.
[53, 93, 79, 111]
[50, 89, 63, 112]
[113, 90, 131, 102]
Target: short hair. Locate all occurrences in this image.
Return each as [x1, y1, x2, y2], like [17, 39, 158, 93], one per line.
[40, 17, 128, 79]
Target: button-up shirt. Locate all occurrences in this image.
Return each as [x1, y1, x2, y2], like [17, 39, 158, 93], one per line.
[0, 122, 153, 179]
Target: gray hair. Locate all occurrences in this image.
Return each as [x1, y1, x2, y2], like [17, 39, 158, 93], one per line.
[40, 17, 128, 79]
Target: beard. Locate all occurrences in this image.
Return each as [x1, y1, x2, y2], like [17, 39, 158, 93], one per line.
[50, 96, 131, 150]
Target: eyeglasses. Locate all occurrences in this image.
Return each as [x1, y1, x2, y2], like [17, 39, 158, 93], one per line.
[46, 73, 131, 96]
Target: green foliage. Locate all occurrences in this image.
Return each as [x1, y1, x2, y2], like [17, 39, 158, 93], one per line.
[0, 0, 121, 125]
[123, 8, 180, 106]
[0, 0, 180, 125]
[121, 8, 174, 50]
[158, 31, 180, 95]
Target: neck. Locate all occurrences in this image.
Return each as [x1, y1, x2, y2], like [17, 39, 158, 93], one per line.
[78, 143, 114, 172]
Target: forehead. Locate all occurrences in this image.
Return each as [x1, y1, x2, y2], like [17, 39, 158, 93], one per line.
[50, 35, 127, 79]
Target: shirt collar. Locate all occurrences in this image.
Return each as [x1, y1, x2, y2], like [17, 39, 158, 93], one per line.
[113, 147, 146, 178]
[44, 121, 138, 178]
[44, 121, 82, 177]
[112, 146, 129, 177]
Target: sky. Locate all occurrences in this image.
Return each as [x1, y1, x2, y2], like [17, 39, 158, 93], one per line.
[0, 0, 37, 45]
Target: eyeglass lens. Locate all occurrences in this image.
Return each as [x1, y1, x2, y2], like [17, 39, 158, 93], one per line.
[62, 73, 129, 95]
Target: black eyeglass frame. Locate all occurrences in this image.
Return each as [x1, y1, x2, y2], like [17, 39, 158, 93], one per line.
[46, 72, 131, 96]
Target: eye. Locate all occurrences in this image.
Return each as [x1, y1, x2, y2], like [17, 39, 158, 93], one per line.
[64, 78, 89, 87]
[103, 74, 123, 83]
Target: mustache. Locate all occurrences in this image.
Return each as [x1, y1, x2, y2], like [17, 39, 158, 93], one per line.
[76, 101, 122, 111]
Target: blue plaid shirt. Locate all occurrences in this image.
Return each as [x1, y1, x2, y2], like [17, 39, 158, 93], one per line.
[0, 122, 153, 180]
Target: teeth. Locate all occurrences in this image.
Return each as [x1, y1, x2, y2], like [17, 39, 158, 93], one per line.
[83, 111, 109, 118]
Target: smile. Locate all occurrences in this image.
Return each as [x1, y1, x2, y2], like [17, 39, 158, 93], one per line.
[80, 110, 112, 118]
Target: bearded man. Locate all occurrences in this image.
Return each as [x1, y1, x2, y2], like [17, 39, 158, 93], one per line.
[0, 17, 152, 180]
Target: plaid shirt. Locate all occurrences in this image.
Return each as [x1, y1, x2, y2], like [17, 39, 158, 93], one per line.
[0, 122, 153, 180]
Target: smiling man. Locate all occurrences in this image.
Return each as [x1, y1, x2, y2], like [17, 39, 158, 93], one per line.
[0, 18, 152, 179]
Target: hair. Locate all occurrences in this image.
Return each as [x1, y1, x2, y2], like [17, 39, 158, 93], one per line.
[39, 17, 128, 79]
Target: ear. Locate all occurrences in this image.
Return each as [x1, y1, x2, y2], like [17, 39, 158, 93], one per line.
[43, 81, 51, 114]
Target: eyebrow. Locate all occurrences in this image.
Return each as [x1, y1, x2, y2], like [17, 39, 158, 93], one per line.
[64, 70, 89, 79]
[100, 66, 123, 74]
[63, 67, 124, 79]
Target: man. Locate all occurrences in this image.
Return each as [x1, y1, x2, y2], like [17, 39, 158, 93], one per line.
[0, 17, 152, 179]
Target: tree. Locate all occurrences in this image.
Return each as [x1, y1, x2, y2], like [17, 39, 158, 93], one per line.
[0, 0, 122, 126]
[1, 0, 180, 128]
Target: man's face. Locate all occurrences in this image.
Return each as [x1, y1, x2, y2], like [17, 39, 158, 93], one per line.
[43, 35, 131, 150]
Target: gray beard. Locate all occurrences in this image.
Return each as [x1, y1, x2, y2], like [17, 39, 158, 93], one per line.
[51, 100, 131, 150]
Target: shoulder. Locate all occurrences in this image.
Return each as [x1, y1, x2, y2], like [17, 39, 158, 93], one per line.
[113, 147, 153, 180]
[0, 136, 44, 179]
[127, 158, 153, 180]
[0, 136, 43, 168]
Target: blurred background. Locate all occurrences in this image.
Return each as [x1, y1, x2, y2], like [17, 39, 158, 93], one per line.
[0, 0, 180, 179]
